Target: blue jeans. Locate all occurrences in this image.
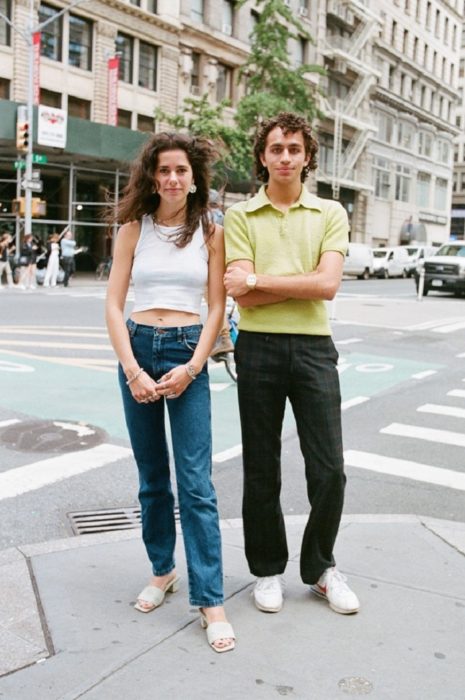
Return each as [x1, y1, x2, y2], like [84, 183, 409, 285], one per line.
[118, 319, 224, 607]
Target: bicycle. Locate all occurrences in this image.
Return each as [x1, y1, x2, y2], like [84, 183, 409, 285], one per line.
[95, 256, 112, 281]
[209, 301, 238, 382]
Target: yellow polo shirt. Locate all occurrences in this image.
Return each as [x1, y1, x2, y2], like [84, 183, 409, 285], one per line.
[224, 185, 349, 335]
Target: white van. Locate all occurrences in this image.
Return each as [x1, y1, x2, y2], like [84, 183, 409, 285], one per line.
[372, 247, 409, 278]
[401, 245, 439, 277]
[343, 243, 374, 280]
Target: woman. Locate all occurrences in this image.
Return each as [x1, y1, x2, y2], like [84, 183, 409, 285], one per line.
[105, 132, 235, 654]
[0, 233, 14, 288]
[18, 234, 40, 289]
[43, 233, 60, 287]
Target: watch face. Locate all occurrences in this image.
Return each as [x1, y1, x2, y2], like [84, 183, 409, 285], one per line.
[247, 274, 257, 289]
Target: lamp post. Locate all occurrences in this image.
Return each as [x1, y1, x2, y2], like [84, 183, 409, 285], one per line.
[1, 0, 89, 239]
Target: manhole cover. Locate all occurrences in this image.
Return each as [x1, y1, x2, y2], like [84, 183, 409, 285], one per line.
[0, 419, 106, 453]
[68, 506, 180, 535]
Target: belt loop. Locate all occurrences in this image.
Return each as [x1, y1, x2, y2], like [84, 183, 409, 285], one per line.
[127, 319, 136, 337]
[177, 327, 183, 342]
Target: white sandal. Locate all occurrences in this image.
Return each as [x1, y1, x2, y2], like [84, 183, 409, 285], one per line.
[200, 611, 235, 653]
[134, 575, 180, 613]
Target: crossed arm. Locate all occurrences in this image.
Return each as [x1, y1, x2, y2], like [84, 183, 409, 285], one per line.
[223, 251, 344, 308]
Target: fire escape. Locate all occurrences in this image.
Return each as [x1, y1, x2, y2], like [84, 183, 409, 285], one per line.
[321, 0, 382, 200]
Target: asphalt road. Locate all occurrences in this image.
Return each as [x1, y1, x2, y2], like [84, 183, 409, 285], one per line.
[0, 276, 464, 550]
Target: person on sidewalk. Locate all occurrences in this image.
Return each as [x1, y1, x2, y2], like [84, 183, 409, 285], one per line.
[43, 233, 60, 287]
[0, 232, 14, 288]
[224, 112, 360, 616]
[105, 132, 235, 653]
[60, 230, 83, 287]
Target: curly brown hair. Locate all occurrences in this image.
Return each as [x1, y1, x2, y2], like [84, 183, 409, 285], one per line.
[111, 132, 218, 247]
[253, 112, 318, 183]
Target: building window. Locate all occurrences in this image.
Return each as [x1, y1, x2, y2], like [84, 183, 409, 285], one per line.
[437, 140, 450, 164]
[418, 131, 433, 157]
[426, 1, 432, 29]
[129, 0, 141, 5]
[413, 36, 418, 61]
[68, 14, 92, 70]
[391, 20, 397, 47]
[139, 42, 157, 91]
[376, 112, 394, 143]
[0, 0, 11, 46]
[68, 96, 91, 119]
[191, 0, 203, 23]
[117, 109, 132, 128]
[40, 88, 61, 107]
[190, 52, 200, 95]
[222, 0, 233, 35]
[116, 33, 134, 83]
[397, 121, 414, 149]
[402, 29, 408, 54]
[318, 134, 334, 176]
[294, 37, 307, 67]
[39, 3, 63, 61]
[395, 165, 411, 202]
[146, 0, 157, 12]
[434, 9, 440, 38]
[416, 172, 430, 207]
[434, 178, 448, 210]
[444, 17, 449, 45]
[0, 77, 10, 98]
[137, 114, 155, 132]
[216, 63, 232, 102]
[374, 158, 391, 199]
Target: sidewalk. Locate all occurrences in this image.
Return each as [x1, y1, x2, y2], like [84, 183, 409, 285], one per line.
[1, 514, 465, 699]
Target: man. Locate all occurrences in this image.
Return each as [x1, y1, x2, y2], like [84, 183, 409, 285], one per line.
[223, 112, 359, 615]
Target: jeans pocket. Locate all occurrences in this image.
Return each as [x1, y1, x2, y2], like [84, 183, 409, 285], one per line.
[182, 338, 198, 352]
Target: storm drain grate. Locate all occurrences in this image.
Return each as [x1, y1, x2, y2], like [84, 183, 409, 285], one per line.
[68, 506, 180, 535]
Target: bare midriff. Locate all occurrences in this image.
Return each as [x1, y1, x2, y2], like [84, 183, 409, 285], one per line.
[131, 308, 200, 327]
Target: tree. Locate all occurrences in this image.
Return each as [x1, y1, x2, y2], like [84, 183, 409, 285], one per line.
[236, 0, 324, 134]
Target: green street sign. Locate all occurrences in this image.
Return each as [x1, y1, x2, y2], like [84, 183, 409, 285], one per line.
[14, 160, 26, 169]
[32, 154, 48, 164]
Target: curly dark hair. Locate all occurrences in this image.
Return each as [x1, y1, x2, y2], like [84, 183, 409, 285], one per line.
[111, 132, 218, 247]
[253, 112, 318, 183]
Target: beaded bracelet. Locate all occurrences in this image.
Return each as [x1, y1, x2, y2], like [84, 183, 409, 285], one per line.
[126, 368, 144, 386]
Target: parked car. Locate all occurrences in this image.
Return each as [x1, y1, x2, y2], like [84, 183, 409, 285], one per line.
[402, 245, 439, 278]
[343, 243, 374, 280]
[372, 246, 410, 278]
[415, 241, 465, 297]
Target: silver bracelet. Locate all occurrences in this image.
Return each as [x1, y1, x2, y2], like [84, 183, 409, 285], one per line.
[126, 368, 144, 386]
[185, 363, 197, 380]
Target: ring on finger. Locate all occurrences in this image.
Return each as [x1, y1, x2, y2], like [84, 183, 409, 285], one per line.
[167, 393, 177, 399]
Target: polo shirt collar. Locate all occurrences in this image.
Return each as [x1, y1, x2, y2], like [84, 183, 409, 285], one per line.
[245, 185, 322, 212]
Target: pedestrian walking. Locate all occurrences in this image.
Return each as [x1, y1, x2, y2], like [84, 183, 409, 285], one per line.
[60, 229, 82, 287]
[0, 232, 14, 288]
[224, 112, 360, 616]
[43, 233, 60, 287]
[18, 234, 40, 289]
[105, 132, 235, 653]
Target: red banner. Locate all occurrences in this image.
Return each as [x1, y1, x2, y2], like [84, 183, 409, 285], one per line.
[107, 56, 119, 126]
[33, 32, 41, 106]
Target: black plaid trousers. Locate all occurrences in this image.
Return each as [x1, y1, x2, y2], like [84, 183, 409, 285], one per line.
[235, 330, 346, 584]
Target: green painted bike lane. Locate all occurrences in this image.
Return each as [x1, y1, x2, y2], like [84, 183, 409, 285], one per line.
[0, 351, 442, 456]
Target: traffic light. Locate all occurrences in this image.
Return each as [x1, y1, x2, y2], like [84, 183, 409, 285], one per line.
[16, 106, 29, 152]
[12, 198, 47, 217]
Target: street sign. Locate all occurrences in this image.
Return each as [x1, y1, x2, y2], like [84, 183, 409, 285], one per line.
[32, 154, 48, 164]
[21, 179, 43, 193]
[14, 161, 26, 169]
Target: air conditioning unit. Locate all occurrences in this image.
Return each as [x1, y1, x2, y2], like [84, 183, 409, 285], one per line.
[298, 5, 308, 16]
[191, 85, 200, 96]
[283, 0, 291, 6]
[222, 23, 232, 35]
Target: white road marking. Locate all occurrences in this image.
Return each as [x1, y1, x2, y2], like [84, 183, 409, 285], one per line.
[335, 338, 363, 345]
[0, 329, 107, 338]
[448, 389, 465, 398]
[433, 321, 465, 334]
[341, 396, 369, 410]
[0, 349, 117, 373]
[405, 317, 465, 331]
[381, 423, 465, 447]
[0, 419, 21, 428]
[457, 353, 465, 358]
[412, 370, 437, 379]
[344, 450, 465, 491]
[210, 383, 232, 392]
[417, 404, 465, 419]
[213, 444, 243, 463]
[0, 444, 132, 501]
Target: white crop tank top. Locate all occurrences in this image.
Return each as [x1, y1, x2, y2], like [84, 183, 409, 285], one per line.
[131, 215, 209, 314]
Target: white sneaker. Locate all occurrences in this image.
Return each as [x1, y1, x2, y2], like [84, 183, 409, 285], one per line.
[253, 576, 283, 613]
[311, 567, 360, 614]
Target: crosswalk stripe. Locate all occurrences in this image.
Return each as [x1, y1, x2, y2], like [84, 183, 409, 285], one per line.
[412, 370, 437, 379]
[381, 423, 465, 447]
[344, 450, 465, 491]
[335, 338, 363, 345]
[0, 419, 21, 428]
[417, 404, 465, 419]
[448, 389, 465, 398]
[0, 444, 132, 501]
[210, 383, 232, 392]
[432, 321, 465, 334]
[0, 340, 112, 350]
[213, 444, 242, 463]
[341, 396, 369, 410]
[0, 329, 107, 338]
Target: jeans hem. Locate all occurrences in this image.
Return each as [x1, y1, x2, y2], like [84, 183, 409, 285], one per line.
[151, 565, 176, 576]
[190, 599, 224, 608]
